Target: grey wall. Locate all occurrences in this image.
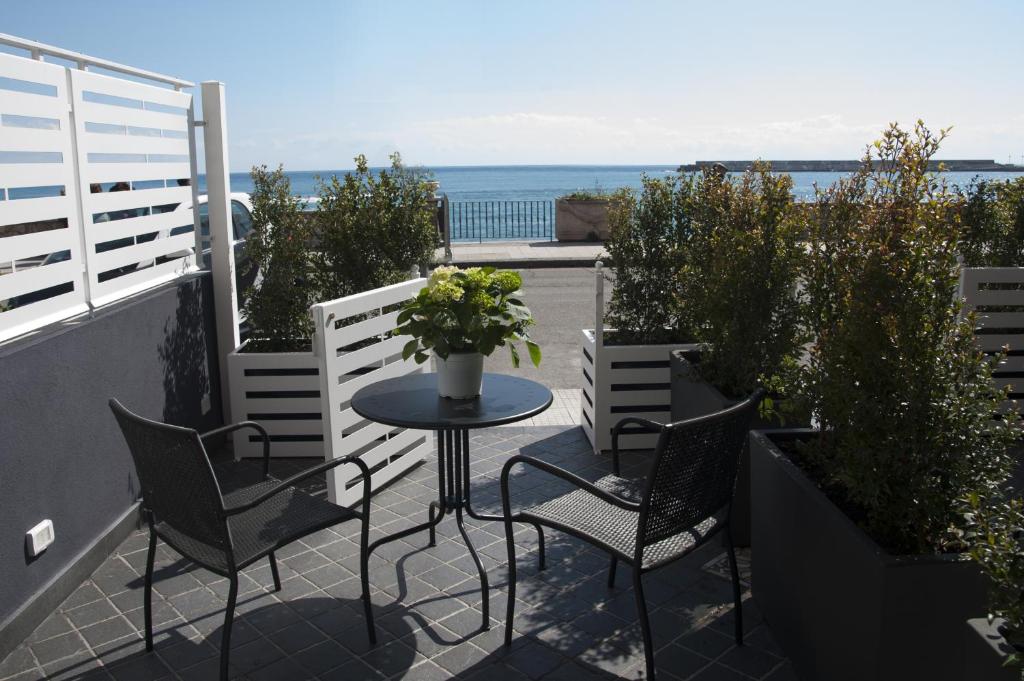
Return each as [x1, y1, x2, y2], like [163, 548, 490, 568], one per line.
[0, 272, 222, 640]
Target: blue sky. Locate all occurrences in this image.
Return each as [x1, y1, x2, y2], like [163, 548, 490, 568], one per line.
[5, 0, 1023, 170]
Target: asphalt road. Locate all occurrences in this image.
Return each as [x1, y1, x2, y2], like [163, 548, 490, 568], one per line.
[482, 267, 607, 389]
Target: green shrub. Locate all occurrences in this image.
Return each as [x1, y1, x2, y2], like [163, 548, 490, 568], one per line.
[788, 121, 1017, 555]
[680, 162, 805, 399]
[313, 153, 437, 299]
[959, 176, 1024, 266]
[604, 175, 693, 344]
[559, 189, 608, 201]
[243, 165, 316, 352]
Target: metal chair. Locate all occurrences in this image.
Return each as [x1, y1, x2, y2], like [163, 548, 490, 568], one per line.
[109, 400, 377, 681]
[500, 390, 765, 681]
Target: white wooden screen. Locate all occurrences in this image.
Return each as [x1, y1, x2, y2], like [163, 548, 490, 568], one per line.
[0, 52, 88, 342]
[961, 267, 1024, 414]
[311, 278, 430, 507]
[69, 69, 196, 307]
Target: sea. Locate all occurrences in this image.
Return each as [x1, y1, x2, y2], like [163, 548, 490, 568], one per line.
[203, 165, 1024, 203]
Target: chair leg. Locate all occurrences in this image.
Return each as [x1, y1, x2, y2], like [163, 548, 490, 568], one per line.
[360, 525, 377, 646]
[633, 570, 656, 681]
[143, 530, 156, 652]
[533, 522, 546, 571]
[220, 575, 238, 681]
[725, 527, 744, 645]
[503, 518, 518, 647]
[607, 556, 618, 588]
[268, 552, 282, 592]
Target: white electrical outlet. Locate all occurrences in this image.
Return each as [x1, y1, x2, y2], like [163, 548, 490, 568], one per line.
[26, 520, 55, 557]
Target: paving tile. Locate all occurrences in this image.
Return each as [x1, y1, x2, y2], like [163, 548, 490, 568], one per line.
[65, 599, 120, 629]
[317, 656, 384, 681]
[717, 644, 782, 679]
[358, 638, 420, 679]
[0, 646, 39, 680]
[500, 639, 565, 679]
[78, 616, 138, 648]
[29, 631, 88, 666]
[688, 662, 754, 681]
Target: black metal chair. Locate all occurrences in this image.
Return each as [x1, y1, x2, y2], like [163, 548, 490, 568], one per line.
[109, 400, 377, 681]
[500, 390, 765, 680]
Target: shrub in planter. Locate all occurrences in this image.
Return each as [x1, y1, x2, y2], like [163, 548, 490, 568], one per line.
[755, 122, 1019, 680]
[669, 162, 805, 543]
[312, 153, 437, 299]
[959, 177, 1024, 267]
[556, 189, 611, 241]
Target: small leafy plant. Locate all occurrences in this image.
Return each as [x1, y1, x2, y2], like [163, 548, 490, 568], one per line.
[963, 491, 1024, 660]
[560, 188, 609, 201]
[396, 266, 541, 367]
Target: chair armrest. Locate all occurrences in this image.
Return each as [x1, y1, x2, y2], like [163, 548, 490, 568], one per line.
[201, 421, 270, 478]
[499, 454, 641, 514]
[222, 455, 371, 516]
[610, 417, 663, 475]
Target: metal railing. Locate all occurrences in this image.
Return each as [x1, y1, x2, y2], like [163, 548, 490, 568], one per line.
[448, 200, 553, 242]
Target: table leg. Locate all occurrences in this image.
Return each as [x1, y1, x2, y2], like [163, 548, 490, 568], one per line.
[450, 427, 490, 630]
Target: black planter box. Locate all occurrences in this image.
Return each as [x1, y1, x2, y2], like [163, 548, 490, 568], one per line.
[750, 429, 986, 681]
[964, 618, 1020, 680]
[670, 349, 771, 546]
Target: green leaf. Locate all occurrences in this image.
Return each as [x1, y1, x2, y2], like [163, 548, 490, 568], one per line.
[396, 308, 416, 324]
[401, 339, 419, 361]
[413, 351, 429, 364]
[526, 341, 542, 367]
[509, 343, 520, 368]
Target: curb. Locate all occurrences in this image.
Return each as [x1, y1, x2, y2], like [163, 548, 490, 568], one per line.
[447, 258, 602, 269]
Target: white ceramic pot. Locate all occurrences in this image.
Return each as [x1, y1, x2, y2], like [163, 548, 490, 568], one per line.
[436, 351, 484, 398]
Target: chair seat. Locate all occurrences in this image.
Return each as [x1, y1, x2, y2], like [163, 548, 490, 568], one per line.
[157, 479, 356, 572]
[521, 474, 721, 569]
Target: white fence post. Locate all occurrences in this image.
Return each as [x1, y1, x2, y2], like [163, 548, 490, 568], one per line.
[200, 81, 239, 423]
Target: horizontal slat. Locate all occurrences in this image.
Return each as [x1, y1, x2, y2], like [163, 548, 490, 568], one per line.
[88, 258, 194, 308]
[975, 313, 1024, 329]
[237, 396, 322, 414]
[328, 335, 406, 377]
[965, 291, 1024, 307]
[72, 68, 191, 107]
[238, 440, 324, 459]
[0, 227, 77, 261]
[993, 356, 1024, 372]
[601, 343, 690, 362]
[91, 230, 194, 270]
[963, 268, 1024, 285]
[355, 428, 426, 472]
[975, 335, 1024, 352]
[608, 367, 671, 384]
[83, 162, 191, 185]
[0, 163, 72, 188]
[0, 258, 77, 300]
[0, 51, 68, 87]
[332, 355, 421, 400]
[87, 185, 189, 213]
[87, 209, 188, 242]
[229, 350, 319, 370]
[235, 373, 320, 391]
[0, 294, 87, 344]
[607, 409, 671, 423]
[0, 89, 69, 119]
[334, 419, 393, 456]
[79, 133, 189, 157]
[0, 126, 68, 152]
[0, 195, 74, 228]
[75, 102, 188, 132]
[605, 390, 672, 407]
[253, 419, 323, 436]
[317, 277, 424, 316]
[329, 308, 402, 348]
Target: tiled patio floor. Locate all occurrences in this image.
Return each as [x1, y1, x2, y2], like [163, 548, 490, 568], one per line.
[0, 426, 794, 681]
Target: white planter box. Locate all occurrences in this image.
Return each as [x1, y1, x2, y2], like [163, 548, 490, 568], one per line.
[960, 266, 1024, 414]
[226, 341, 323, 458]
[580, 328, 698, 452]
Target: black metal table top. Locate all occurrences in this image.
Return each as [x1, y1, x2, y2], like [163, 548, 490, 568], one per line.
[351, 372, 552, 430]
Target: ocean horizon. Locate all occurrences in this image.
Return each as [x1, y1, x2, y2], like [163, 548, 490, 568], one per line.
[201, 164, 1024, 204]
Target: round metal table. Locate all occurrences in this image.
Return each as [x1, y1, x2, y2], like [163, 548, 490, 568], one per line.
[351, 372, 552, 630]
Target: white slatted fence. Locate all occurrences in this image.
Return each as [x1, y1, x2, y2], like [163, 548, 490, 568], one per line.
[0, 52, 89, 342]
[961, 267, 1024, 414]
[312, 278, 430, 507]
[69, 69, 196, 307]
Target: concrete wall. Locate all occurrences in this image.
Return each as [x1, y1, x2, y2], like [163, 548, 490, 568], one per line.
[0, 272, 222, 650]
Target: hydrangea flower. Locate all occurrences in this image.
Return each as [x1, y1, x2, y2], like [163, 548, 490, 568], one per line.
[491, 270, 522, 294]
[429, 265, 459, 288]
[429, 280, 464, 304]
[463, 267, 490, 289]
[467, 290, 493, 310]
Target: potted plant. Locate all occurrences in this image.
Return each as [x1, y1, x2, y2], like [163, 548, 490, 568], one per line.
[750, 122, 1019, 681]
[961, 492, 1024, 679]
[555, 188, 611, 241]
[228, 156, 437, 457]
[581, 175, 699, 452]
[395, 266, 541, 398]
[668, 162, 805, 545]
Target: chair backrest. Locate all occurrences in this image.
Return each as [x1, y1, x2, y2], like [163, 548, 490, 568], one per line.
[110, 399, 230, 554]
[638, 389, 765, 547]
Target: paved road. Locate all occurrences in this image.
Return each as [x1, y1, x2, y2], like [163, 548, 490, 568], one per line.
[482, 267, 607, 389]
